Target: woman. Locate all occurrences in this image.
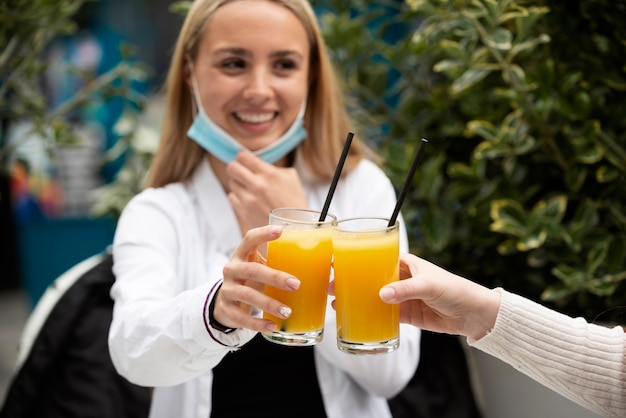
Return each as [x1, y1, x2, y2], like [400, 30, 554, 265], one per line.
[108, 1, 421, 417]
[377, 253, 626, 418]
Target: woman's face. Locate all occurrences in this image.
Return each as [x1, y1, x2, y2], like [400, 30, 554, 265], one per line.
[191, 0, 310, 151]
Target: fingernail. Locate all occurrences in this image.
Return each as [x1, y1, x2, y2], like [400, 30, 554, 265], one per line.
[279, 306, 292, 318]
[265, 322, 277, 331]
[269, 225, 282, 235]
[379, 287, 395, 301]
[286, 277, 300, 290]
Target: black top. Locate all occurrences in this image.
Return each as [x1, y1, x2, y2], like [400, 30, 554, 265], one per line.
[211, 334, 327, 418]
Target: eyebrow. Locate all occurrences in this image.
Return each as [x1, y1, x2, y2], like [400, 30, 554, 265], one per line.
[214, 47, 303, 59]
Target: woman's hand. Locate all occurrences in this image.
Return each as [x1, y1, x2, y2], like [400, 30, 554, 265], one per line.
[213, 225, 301, 332]
[327, 253, 501, 341]
[225, 151, 307, 231]
[379, 253, 501, 341]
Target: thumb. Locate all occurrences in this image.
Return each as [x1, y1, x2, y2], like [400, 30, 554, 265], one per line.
[379, 286, 398, 303]
[380, 279, 425, 303]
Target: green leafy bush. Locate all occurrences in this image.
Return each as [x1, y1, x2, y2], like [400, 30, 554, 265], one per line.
[319, 0, 626, 319]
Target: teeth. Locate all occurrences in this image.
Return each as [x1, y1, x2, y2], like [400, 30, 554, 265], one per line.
[236, 112, 274, 124]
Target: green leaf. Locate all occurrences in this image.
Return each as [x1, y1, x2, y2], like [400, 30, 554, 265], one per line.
[515, 6, 550, 41]
[497, 238, 518, 255]
[596, 165, 619, 183]
[597, 131, 626, 171]
[484, 28, 513, 51]
[564, 165, 588, 192]
[464, 0, 489, 19]
[473, 141, 508, 159]
[541, 284, 577, 302]
[506, 34, 551, 62]
[551, 264, 585, 286]
[576, 146, 602, 164]
[586, 271, 626, 297]
[537, 195, 567, 221]
[587, 240, 610, 276]
[517, 229, 547, 251]
[447, 162, 478, 180]
[586, 280, 619, 297]
[465, 120, 497, 141]
[439, 39, 468, 59]
[496, 9, 529, 26]
[568, 198, 597, 243]
[451, 67, 494, 96]
[502, 64, 526, 88]
[490, 199, 527, 236]
[433, 59, 463, 75]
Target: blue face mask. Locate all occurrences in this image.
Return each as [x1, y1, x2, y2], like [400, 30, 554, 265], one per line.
[186, 75, 307, 164]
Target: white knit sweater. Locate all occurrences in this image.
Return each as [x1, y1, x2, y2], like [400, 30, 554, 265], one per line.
[471, 289, 626, 418]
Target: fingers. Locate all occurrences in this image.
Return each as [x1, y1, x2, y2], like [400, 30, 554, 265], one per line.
[226, 151, 307, 211]
[218, 225, 302, 331]
[231, 225, 279, 263]
[214, 283, 294, 332]
[226, 151, 270, 189]
[249, 250, 266, 264]
[223, 260, 300, 291]
[233, 149, 270, 173]
[399, 253, 421, 280]
[217, 263, 300, 332]
[326, 280, 336, 296]
[225, 153, 282, 229]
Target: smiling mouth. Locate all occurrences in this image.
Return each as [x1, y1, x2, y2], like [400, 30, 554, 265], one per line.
[234, 112, 276, 124]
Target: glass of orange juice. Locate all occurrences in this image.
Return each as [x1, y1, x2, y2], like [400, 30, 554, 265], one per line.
[262, 208, 337, 346]
[332, 217, 400, 355]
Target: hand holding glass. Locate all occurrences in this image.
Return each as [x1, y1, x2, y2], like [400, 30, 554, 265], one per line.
[262, 208, 336, 346]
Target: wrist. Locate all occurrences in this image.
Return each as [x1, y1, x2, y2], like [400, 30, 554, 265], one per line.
[207, 284, 236, 334]
[466, 287, 501, 342]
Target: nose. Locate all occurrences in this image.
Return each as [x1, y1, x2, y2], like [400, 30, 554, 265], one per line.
[242, 68, 273, 103]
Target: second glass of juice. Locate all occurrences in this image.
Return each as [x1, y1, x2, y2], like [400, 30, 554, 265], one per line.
[262, 208, 337, 346]
[332, 217, 400, 355]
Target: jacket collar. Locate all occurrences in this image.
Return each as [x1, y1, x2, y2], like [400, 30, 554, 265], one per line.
[189, 158, 242, 256]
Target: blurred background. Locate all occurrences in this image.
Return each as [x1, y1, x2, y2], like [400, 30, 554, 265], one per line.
[1, 1, 624, 417]
[0, 0, 181, 401]
[1, 0, 180, 306]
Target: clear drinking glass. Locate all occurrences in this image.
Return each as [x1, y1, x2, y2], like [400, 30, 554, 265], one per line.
[262, 208, 337, 346]
[332, 217, 400, 355]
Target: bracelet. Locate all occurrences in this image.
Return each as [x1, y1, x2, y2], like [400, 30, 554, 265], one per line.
[208, 284, 236, 334]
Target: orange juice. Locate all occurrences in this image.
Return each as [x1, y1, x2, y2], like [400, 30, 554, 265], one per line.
[333, 218, 400, 354]
[264, 227, 334, 332]
[262, 208, 336, 346]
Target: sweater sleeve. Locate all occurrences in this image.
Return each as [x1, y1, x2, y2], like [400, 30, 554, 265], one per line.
[470, 289, 626, 418]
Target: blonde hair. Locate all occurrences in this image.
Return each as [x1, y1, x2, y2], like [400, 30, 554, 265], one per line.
[147, 0, 372, 188]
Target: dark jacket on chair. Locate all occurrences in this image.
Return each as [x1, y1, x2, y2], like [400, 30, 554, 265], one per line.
[0, 252, 151, 418]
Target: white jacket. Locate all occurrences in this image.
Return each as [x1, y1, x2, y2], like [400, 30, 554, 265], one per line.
[109, 155, 421, 418]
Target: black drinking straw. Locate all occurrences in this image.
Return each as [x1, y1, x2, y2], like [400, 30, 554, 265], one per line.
[388, 138, 428, 227]
[319, 131, 354, 221]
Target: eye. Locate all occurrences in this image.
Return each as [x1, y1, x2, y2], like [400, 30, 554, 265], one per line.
[274, 59, 298, 72]
[221, 58, 246, 72]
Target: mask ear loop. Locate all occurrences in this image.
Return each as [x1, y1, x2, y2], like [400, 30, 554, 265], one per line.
[296, 92, 308, 120]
